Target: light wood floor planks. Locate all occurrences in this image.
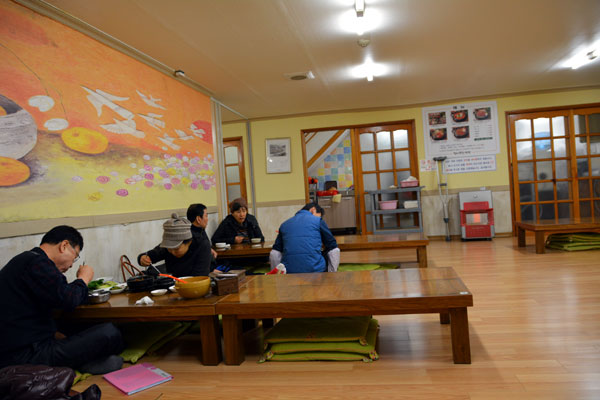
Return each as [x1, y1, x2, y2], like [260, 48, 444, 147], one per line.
[72, 237, 600, 399]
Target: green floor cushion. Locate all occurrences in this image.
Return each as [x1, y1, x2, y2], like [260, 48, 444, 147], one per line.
[546, 233, 600, 251]
[338, 263, 381, 271]
[264, 316, 371, 348]
[260, 318, 379, 363]
[118, 321, 183, 363]
[73, 371, 92, 384]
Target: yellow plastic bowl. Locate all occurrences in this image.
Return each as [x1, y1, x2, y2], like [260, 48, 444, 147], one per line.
[175, 276, 210, 299]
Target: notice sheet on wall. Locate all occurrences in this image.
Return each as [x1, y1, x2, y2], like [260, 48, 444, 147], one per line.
[423, 101, 500, 160]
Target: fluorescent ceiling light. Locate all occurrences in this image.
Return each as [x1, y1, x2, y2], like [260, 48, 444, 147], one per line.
[355, 0, 365, 17]
[563, 43, 599, 69]
[351, 59, 388, 81]
[338, 8, 382, 36]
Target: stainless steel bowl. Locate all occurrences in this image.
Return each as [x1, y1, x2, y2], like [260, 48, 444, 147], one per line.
[88, 290, 110, 304]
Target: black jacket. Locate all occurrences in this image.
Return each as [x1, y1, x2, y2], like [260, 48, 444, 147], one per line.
[211, 214, 264, 245]
[137, 236, 212, 277]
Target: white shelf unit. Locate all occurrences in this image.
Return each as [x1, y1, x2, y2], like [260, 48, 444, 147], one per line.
[365, 186, 423, 234]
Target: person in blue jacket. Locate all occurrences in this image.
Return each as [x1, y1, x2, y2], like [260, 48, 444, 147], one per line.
[270, 203, 340, 273]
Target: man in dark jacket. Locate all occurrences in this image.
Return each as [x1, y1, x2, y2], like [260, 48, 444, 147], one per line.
[138, 213, 213, 277]
[187, 203, 217, 269]
[270, 203, 340, 273]
[0, 225, 124, 374]
[211, 197, 264, 245]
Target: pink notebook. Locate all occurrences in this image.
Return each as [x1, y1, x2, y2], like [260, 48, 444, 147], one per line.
[103, 363, 172, 395]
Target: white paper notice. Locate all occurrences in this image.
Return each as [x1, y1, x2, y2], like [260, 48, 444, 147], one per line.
[443, 155, 496, 174]
[423, 101, 500, 160]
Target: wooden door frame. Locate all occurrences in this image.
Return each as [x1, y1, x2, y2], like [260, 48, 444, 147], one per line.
[223, 136, 248, 206]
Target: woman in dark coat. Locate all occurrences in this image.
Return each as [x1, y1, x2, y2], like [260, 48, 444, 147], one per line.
[211, 198, 264, 245]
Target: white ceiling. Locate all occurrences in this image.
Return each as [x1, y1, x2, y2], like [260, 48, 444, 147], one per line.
[41, 0, 600, 121]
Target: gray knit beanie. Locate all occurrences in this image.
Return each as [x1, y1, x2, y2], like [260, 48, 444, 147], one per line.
[160, 213, 192, 248]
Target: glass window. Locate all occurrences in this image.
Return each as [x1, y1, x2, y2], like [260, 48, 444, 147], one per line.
[394, 150, 410, 169]
[379, 172, 394, 188]
[516, 142, 532, 160]
[535, 140, 551, 159]
[396, 170, 410, 184]
[579, 179, 590, 198]
[589, 113, 600, 133]
[574, 115, 586, 134]
[225, 166, 239, 183]
[575, 136, 588, 155]
[537, 182, 554, 201]
[515, 119, 532, 139]
[518, 163, 534, 181]
[359, 133, 374, 151]
[363, 173, 378, 190]
[580, 200, 591, 217]
[592, 157, 600, 175]
[533, 118, 550, 138]
[519, 183, 535, 202]
[539, 203, 555, 219]
[393, 130, 408, 148]
[557, 202, 571, 218]
[224, 146, 238, 164]
[227, 185, 241, 201]
[521, 204, 536, 221]
[552, 116, 566, 137]
[361, 153, 376, 171]
[536, 161, 552, 180]
[553, 138, 567, 158]
[556, 181, 570, 200]
[376, 131, 392, 150]
[555, 159, 569, 180]
[377, 152, 393, 170]
[577, 159, 589, 177]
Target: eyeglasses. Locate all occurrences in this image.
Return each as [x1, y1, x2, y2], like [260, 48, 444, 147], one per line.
[67, 242, 80, 262]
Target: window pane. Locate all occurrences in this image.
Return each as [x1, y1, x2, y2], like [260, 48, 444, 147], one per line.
[579, 179, 590, 198]
[552, 116, 566, 137]
[595, 200, 600, 216]
[227, 185, 241, 201]
[557, 181, 570, 200]
[592, 157, 600, 176]
[574, 115, 586, 134]
[555, 159, 569, 179]
[591, 140, 600, 155]
[540, 204, 555, 220]
[557, 202, 571, 218]
[516, 141, 532, 160]
[376, 131, 392, 150]
[394, 151, 410, 169]
[593, 179, 600, 197]
[553, 138, 567, 157]
[396, 170, 410, 184]
[518, 162, 534, 181]
[361, 153, 376, 171]
[535, 140, 551, 159]
[575, 136, 588, 155]
[515, 119, 532, 139]
[538, 182, 554, 201]
[589, 113, 600, 133]
[378, 152, 393, 170]
[519, 183, 534, 202]
[224, 146, 238, 164]
[533, 118, 550, 138]
[536, 161, 552, 180]
[379, 172, 394, 189]
[363, 173, 378, 190]
[520, 204, 535, 221]
[226, 166, 240, 183]
[577, 159, 589, 176]
[580, 201, 591, 217]
[359, 133, 374, 151]
[393, 130, 408, 148]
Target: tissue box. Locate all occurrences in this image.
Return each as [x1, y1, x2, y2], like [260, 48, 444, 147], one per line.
[210, 275, 239, 296]
[404, 200, 419, 208]
[400, 180, 419, 188]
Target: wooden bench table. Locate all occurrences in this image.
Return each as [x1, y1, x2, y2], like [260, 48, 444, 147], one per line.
[516, 217, 600, 254]
[216, 267, 473, 365]
[216, 232, 429, 268]
[59, 291, 223, 365]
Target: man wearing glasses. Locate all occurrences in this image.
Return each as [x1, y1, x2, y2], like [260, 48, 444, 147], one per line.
[0, 225, 124, 374]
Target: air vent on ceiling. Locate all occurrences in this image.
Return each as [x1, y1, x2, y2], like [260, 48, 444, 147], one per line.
[284, 71, 315, 81]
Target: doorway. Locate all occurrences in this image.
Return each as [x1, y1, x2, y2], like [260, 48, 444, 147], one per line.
[223, 137, 247, 206]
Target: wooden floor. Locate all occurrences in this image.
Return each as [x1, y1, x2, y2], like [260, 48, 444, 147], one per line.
[73, 237, 600, 399]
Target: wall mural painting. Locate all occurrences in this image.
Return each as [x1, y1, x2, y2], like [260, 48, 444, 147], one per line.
[0, 2, 215, 223]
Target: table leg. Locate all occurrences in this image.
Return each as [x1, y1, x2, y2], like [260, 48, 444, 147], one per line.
[449, 307, 471, 364]
[199, 315, 222, 366]
[417, 246, 428, 268]
[517, 226, 526, 247]
[534, 231, 546, 254]
[439, 312, 450, 324]
[222, 315, 245, 365]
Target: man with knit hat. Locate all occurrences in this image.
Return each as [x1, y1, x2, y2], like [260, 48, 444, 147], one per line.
[137, 213, 212, 277]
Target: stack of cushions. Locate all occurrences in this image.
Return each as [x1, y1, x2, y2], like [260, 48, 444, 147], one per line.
[118, 321, 192, 363]
[546, 233, 600, 251]
[259, 316, 379, 362]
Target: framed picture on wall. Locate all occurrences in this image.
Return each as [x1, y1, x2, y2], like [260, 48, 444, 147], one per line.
[266, 138, 291, 173]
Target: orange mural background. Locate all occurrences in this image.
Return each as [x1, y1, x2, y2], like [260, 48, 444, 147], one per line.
[0, 1, 216, 223]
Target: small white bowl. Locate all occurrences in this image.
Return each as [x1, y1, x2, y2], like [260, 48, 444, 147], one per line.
[215, 242, 226, 248]
[110, 285, 125, 294]
[168, 285, 177, 293]
[251, 238, 261, 244]
[151, 289, 168, 296]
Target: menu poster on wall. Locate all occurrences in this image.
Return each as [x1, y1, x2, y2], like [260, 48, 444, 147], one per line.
[423, 101, 500, 160]
[443, 155, 496, 174]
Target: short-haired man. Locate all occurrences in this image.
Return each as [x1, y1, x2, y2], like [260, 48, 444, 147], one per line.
[270, 203, 340, 273]
[187, 203, 218, 264]
[0, 225, 124, 374]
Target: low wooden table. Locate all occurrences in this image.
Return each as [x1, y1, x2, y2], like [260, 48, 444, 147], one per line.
[59, 291, 222, 365]
[516, 217, 600, 254]
[216, 267, 473, 365]
[216, 233, 429, 268]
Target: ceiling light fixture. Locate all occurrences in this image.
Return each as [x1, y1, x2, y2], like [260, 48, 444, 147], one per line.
[564, 44, 599, 69]
[352, 58, 386, 82]
[355, 0, 365, 17]
[173, 69, 185, 77]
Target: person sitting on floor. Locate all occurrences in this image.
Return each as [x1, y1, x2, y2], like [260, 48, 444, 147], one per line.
[211, 197, 264, 245]
[138, 213, 213, 277]
[270, 203, 340, 273]
[187, 203, 217, 269]
[0, 225, 124, 375]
